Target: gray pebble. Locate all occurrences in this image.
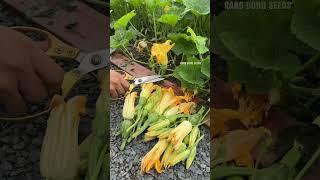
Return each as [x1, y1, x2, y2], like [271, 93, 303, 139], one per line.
[31, 137, 43, 147]
[0, 136, 11, 144]
[16, 157, 27, 167]
[0, 160, 13, 171]
[13, 142, 25, 150]
[12, 136, 20, 144]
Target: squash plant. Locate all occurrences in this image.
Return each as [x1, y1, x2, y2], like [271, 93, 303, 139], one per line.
[213, 0, 320, 179]
[110, 0, 210, 96]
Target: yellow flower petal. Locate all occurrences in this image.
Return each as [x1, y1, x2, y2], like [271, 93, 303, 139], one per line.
[150, 40, 175, 66]
[141, 139, 168, 173]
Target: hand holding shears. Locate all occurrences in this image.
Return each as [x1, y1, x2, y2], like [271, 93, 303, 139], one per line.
[12, 26, 108, 97]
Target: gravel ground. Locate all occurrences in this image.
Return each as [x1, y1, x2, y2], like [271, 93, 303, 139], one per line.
[0, 2, 99, 180]
[110, 100, 210, 180]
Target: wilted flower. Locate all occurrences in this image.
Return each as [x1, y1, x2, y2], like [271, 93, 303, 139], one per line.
[150, 40, 175, 66]
[141, 139, 169, 173]
[167, 120, 193, 150]
[122, 92, 137, 120]
[136, 39, 148, 53]
[180, 89, 195, 102]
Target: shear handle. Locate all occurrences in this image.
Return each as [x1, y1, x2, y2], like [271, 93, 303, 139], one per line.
[11, 26, 80, 59]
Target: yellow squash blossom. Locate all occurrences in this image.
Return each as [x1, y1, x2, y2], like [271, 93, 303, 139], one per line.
[213, 95, 270, 137]
[178, 102, 195, 115]
[150, 40, 175, 66]
[141, 139, 169, 173]
[163, 102, 194, 117]
[212, 127, 270, 167]
[154, 88, 181, 115]
[140, 83, 158, 99]
[122, 92, 137, 120]
[167, 120, 193, 150]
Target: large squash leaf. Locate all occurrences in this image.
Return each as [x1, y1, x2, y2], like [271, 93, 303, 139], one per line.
[215, 4, 304, 77]
[291, 0, 320, 51]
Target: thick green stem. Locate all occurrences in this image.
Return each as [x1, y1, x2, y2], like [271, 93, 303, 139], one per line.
[294, 146, 320, 180]
[298, 53, 320, 74]
[120, 138, 127, 151]
[130, 122, 150, 139]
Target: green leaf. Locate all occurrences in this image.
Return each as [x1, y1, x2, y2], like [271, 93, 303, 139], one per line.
[158, 14, 179, 26]
[168, 33, 197, 56]
[227, 59, 276, 94]
[220, 32, 301, 77]
[110, 28, 137, 49]
[291, 0, 320, 51]
[187, 27, 209, 54]
[173, 63, 207, 90]
[212, 23, 236, 59]
[215, 8, 303, 77]
[113, 10, 136, 30]
[167, 5, 187, 19]
[201, 58, 210, 78]
[182, 0, 210, 15]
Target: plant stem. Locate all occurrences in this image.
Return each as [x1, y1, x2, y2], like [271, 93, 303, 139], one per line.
[129, 21, 145, 37]
[121, 46, 148, 65]
[298, 53, 320, 74]
[289, 84, 315, 96]
[152, 11, 157, 41]
[163, 73, 173, 78]
[294, 146, 320, 180]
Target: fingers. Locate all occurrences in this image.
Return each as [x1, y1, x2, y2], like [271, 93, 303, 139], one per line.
[0, 70, 26, 114]
[120, 78, 130, 91]
[116, 83, 126, 96]
[110, 86, 118, 99]
[30, 48, 64, 93]
[110, 70, 130, 98]
[17, 64, 47, 103]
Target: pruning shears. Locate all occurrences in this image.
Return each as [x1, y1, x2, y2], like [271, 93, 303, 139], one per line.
[116, 70, 164, 89]
[11, 26, 108, 97]
[0, 26, 109, 121]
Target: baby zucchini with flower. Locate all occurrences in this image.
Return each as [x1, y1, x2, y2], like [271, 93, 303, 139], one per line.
[120, 92, 137, 150]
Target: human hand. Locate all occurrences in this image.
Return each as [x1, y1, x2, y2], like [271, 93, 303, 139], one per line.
[110, 70, 130, 98]
[0, 26, 64, 115]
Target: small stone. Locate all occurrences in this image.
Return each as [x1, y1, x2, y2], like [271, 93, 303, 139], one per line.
[9, 168, 24, 176]
[12, 136, 19, 144]
[13, 142, 25, 150]
[205, 167, 210, 172]
[20, 151, 29, 158]
[5, 154, 16, 163]
[200, 163, 207, 169]
[31, 137, 42, 147]
[16, 157, 27, 167]
[21, 135, 31, 143]
[0, 136, 11, 144]
[5, 147, 15, 154]
[178, 171, 185, 178]
[0, 160, 12, 171]
[29, 150, 40, 163]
